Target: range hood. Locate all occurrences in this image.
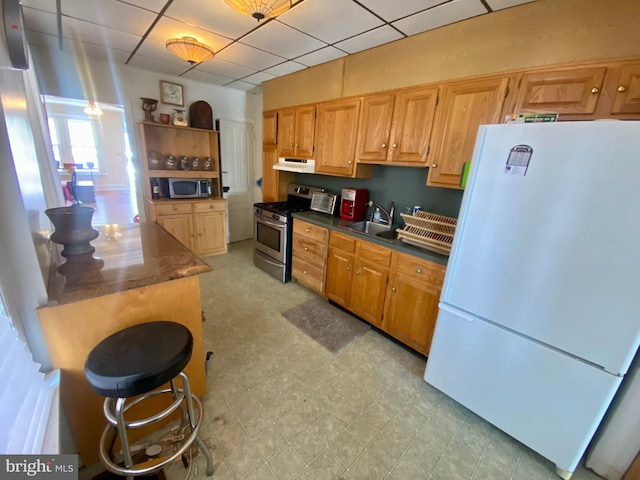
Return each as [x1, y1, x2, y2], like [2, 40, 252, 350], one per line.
[273, 158, 315, 174]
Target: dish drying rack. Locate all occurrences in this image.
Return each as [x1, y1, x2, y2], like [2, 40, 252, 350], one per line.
[397, 211, 458, 256]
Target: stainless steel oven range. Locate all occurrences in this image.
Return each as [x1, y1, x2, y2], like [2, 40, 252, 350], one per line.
[253, 184, 325, 282]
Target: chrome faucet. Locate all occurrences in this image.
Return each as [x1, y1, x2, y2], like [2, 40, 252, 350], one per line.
[368, 200, 395, 225]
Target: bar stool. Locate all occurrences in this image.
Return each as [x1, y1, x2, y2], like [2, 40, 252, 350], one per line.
[84, 321, 213, 477]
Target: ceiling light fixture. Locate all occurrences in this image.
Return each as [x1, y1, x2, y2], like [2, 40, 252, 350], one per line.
[224, 0, 293, 21]
[84, 101, 103, 116]
[166, 37, 215, 65]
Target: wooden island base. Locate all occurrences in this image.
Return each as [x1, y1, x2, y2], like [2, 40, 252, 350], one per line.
[38, 275, 207, 467]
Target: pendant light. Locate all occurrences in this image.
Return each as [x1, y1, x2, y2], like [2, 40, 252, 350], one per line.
[224, 0, 293, 21]
[84, 102, 103, 116]
[166, 37, 215, 65]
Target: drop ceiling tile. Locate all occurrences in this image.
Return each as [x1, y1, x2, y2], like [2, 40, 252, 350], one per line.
[486, 0, 537, 10]
[359, 0, 449, 22]
[241, 21, 326, 59]
[61, 17, 142, 51]
[165, 0, 259, 39]
[25, 30, 58, 49]
[241, 71, 277, 85]
[195, 58, 258, 79]
[294, 47, 347, 67]
[22, 7, 58, 36]
[182, 68, 235, 86]
[27, 30, 132, 64]
[224, 80, 262, 92]
[392, 0, 488, 36]
[21, 0, 56, 13]
[126, 54, 190, 77]
[215, 42, 285, 70]
[263, 61, 307, 76]
[62, 41, 132, 64]
[61, 0, 157, 37]
[278, 0, 383, 44]
[334, 25, 403, 54]
[147, 17, 233, 53]
[122, 0, 167, 13]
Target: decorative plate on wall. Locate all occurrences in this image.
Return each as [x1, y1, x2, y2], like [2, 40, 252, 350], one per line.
[189, 101, 213, 130]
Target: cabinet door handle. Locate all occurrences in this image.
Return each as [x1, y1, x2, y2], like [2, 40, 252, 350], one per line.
[591, 87, 600, 94]
[391, 287, 396, 292]
[381, 143, 387, 148]
[304, 247, 309, 251]
[304, 228, 310, 233]
[392, 143, 397, 148]
[416, 268, 422, 274]
[348, 160, 353, 164]
[346, 266, 351, 271]
[618, 85, 627, 92]
[431, 164, 437, 168]
[303, 270, 308, 275]
[355, 271, 361, 275]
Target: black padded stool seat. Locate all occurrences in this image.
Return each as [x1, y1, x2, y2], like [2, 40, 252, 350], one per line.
[85, 321, 193, 398]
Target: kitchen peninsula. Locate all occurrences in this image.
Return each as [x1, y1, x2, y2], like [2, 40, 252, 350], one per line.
[37, 222, 211, 466]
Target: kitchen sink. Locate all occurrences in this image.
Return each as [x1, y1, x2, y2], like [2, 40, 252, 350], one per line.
[338, 220, 398, 241]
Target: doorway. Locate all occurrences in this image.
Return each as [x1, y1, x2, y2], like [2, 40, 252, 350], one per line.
[217, 119, 255, 243]
[43, 96, 138, 225]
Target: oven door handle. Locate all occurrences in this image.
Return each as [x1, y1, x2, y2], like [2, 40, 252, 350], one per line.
[255, 250, 283, 267]
[255, 215, 286, 229]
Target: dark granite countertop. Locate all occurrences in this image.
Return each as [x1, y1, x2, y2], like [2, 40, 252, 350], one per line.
[46, 222, 212, 306]
[292, 211, 449, 266]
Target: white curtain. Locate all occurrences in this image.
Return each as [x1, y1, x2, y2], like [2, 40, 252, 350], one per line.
[0, 312, 58, 454]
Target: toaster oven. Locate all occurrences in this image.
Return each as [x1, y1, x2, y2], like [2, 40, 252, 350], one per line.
[310, 192, 340, 215]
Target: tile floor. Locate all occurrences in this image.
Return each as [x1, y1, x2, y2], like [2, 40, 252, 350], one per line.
[163, 240, 603, 480]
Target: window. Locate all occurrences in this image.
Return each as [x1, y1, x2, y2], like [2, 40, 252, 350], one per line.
[47, 116, 100, 171]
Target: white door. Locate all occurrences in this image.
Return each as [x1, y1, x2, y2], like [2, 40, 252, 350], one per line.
[218, 119, 254, 243]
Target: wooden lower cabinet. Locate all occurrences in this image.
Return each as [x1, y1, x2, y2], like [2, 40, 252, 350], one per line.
[149, 199, 227, 255]
[382, 252, 446, 355]
[325, 232, 356, 306]
[325, 231, 391, 327]
[193, 201, 227, 255]
[292, 219, 328, 294]
[302, 226, 447, 355]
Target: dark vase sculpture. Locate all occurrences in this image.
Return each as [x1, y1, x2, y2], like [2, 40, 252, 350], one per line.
[45, 205, 100, 272]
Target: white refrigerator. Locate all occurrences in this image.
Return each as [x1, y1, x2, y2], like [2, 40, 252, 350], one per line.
[424, 121, 640, 479]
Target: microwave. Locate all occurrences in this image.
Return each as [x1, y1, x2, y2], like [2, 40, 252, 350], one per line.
[168, 178, 210, 198]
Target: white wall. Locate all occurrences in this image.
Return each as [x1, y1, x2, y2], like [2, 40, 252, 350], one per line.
[30, 45, 263, 218]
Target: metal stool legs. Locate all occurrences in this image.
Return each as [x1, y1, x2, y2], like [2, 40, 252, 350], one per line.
[98, 371, 213, 477]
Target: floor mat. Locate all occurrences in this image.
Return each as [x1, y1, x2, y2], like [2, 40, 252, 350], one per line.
[282, 297, 371, 353]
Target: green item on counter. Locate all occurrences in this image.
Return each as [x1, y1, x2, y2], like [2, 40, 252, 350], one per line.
[460, 162, 470, 189]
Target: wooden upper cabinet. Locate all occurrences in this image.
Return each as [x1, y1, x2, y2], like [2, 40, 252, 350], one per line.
[610, 63, 640, 114]
[357, 93, 395, 162]
[315, 98, 362, 176]
[427, 75, 511, 189]
[262, 110, 277, 145]
[356, 86, 438, 165]
[261, 146, 278, 203]
[389, 86, 439, 164]
[277, 108, 296, 157]
[278, 105, 316, 159]
[295, 105, 316, 158]
[512, 67, 606, 115]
